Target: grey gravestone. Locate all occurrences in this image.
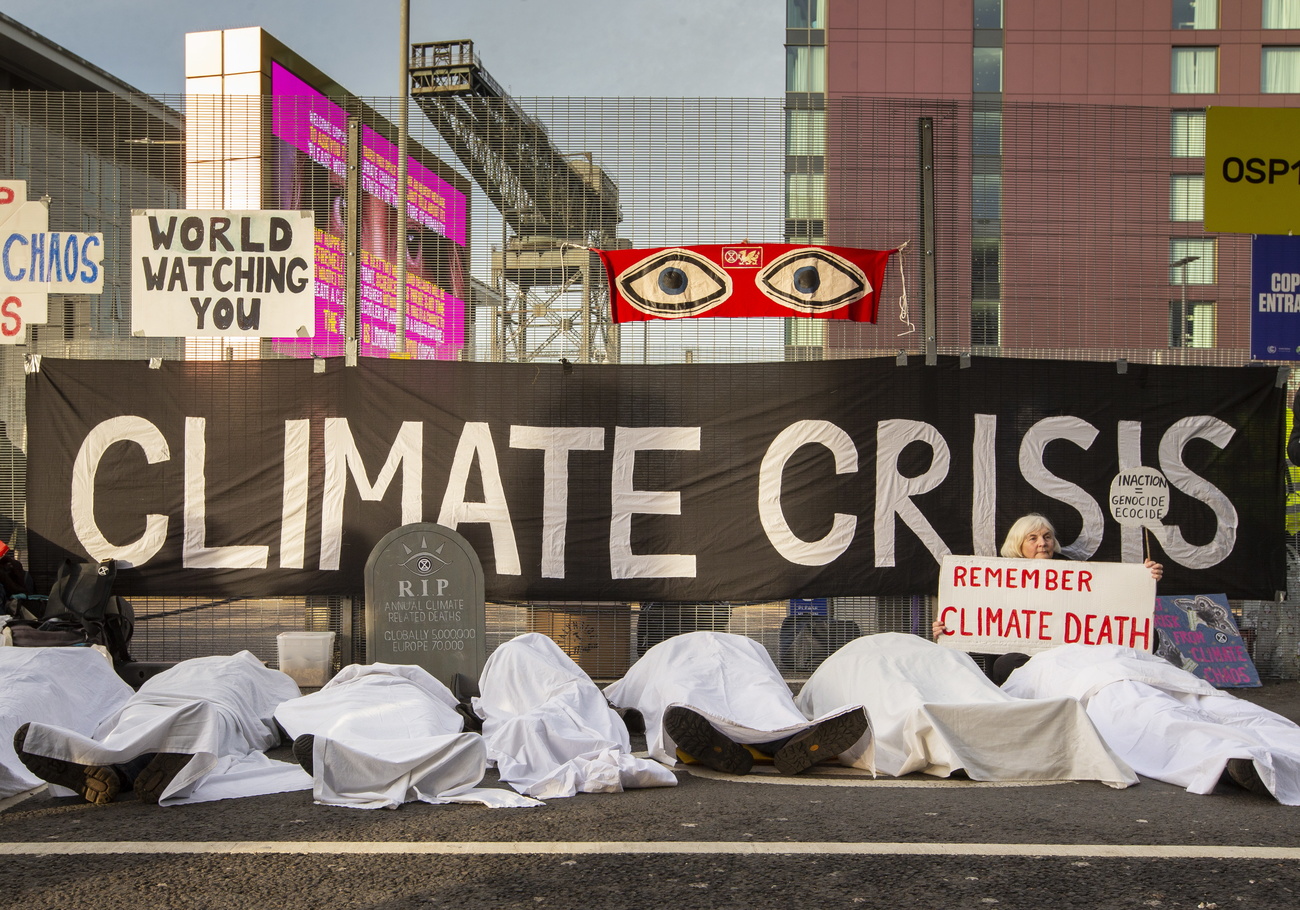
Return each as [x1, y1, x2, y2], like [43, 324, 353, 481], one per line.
[364, 522, 486, 687]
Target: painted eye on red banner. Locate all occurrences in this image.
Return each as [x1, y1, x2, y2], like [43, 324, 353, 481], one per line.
[756, 248, 869, 314]
[615, 248, 733, 318]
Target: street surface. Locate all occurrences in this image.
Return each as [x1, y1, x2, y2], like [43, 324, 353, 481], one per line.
[3, 681, 1300, 909]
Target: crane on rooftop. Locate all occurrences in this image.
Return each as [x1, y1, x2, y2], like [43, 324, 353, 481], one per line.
[408, 40, 623, 364]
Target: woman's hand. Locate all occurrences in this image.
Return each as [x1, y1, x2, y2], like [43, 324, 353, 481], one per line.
[931, 618, 947, 640]
[1144, 558, 1164, 581]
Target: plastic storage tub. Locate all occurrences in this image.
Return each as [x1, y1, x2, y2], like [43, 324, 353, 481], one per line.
[277, 631, 336, 687]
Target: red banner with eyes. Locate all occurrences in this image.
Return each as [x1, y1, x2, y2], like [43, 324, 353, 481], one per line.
[593, 243, 897, 323]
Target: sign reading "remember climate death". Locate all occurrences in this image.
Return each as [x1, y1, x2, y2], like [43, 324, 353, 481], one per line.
[936, 555, 1156, 656]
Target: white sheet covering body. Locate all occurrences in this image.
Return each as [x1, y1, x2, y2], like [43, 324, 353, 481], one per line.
[18, 650, 310, 805]
[1002, 644, 1300, 804]
[274, 662, 538, 809]
[602, 630, 864, 764]
[474, 633, 676, 798]
[0, 647, 134, 798]
[795, 633, 1136, 786]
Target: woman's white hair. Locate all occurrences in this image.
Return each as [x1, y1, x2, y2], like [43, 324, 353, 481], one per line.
[1000, 513, 1060, 559]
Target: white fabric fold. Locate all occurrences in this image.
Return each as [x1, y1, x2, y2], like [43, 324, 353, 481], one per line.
[1002, 643, 1300, 804]
[603, 630, 864, 764]
[274, 662, 539, 809]
[0, 647, 134, 798]
[796, 633, 1136, 787]
[476, 633, 676, 798]
[19, 651, 309, 805]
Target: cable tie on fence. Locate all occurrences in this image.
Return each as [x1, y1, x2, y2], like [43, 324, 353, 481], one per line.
[22, 354, 40, 375]
[148, 358, 162, 370]
[1277, 366, 1291, 389]
[1116, 358, 1128, 374]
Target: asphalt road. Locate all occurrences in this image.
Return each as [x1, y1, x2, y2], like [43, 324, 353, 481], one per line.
[3, 682, 1300, 909]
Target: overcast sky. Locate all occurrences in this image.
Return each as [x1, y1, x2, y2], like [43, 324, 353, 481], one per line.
[6, 0, 785, 98]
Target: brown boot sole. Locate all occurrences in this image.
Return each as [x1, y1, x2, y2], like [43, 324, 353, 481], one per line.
[12, 723, 121, 806]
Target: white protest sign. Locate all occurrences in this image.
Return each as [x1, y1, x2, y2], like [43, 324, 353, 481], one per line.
[935, 555, 1156, 655]
[2, 180, 104, 343]
[131, 210, 315, 337]
[1108, 468, 1170, 527]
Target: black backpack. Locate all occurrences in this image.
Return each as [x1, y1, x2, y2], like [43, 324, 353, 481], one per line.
[8, 558, 134, 662]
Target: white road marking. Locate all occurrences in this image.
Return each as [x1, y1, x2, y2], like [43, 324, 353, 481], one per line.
[1, 841, 1297, 860]
[681, 765, 1074, 787]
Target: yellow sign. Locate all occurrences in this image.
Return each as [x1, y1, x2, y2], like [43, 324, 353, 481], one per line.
[1205, 106, 1300, 234]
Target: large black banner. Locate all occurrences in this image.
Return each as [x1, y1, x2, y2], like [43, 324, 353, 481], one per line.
[25, 356, 1286, 600]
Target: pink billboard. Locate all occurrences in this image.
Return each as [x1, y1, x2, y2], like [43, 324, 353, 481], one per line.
[270, 62, 467, 359]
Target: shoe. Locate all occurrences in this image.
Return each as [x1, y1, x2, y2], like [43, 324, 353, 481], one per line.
[451, 673, 481, 704]
[455, 702, 483, 733]
[773, 709, 869, 775]
[13, 723, 121, 806]
[133, 752, 193, 804]
[621, 707, 646, 736]
[292, 734, 316, 776]
[1227, 758, 1267, 794]
[662, 706, 752, 775]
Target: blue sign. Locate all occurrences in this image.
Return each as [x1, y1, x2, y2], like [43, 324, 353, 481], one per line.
[1251, 234, 1300, 360]
[788, 597, 828, 617]
[1153, 593, 1260, 687]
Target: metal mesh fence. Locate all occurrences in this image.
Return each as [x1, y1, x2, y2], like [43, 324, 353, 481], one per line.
[2, 90, 1296, 678]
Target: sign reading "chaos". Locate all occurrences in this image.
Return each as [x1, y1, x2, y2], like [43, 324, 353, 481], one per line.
[936, 555, 1156, 655]
[1205, 107, 1300, 235]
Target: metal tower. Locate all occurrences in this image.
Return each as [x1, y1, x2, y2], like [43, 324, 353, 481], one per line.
[409, 40, 623, 363]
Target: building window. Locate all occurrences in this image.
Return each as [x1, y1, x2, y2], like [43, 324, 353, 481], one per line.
[1170, 239, 1216, 284]
[1170, 175, 1205, 221]
[974, 0, 1002, 28]
[1172, 48, 1217, 93]
[1171, 110, 1206, 157]
[973, 175, 1001, 221]
[973, 109, 1002, 155]
[786, 109, 825, 156]
[972, 302, 1001, 346]
[1264, 0, 1300, 28]
[973, 48, 1003, 92]
[787, 0, 824, 29]
[1170, 300, 1216, 347]
[972, 239, 1000, 298]
[1263, 48, 1300, 92]
[1173, 0, 1218, 29]
[787, 173, 826, 219]
[786, 45, 826, 92]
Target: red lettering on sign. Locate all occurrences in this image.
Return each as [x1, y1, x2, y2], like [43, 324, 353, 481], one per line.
[1078, 570, 1093, 592]
[953, 566, 967, 586]
[1129, 617, 1151, 651]
[1037, 611, 1053, 640]
[1, 297, 22, 337]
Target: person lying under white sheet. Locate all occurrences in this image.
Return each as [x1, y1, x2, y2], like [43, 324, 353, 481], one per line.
[273, 662, 539, 809]
[1, 646, 134, 800]
[14, 650, 310, 806]
[471, 632, 677, 799]
[603, 630, 868, 775]
[1001, 643, 1300, 805]
[795, 632, 1137, 787]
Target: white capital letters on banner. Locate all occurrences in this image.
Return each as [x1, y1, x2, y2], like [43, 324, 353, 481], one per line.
[874, 419, 952, 567]
[183, 417, 269, 569]
[71, 416, 169, 567]
[758, 419, 858, 565]
[438, 422, 520, 575]
[1019, 416, 1104, 560]
[610, 426, 700, 578]
[510, 426, 606, 578]
[322, 419, 424, 570]
[1154, 416, 1238, 569]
